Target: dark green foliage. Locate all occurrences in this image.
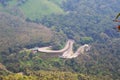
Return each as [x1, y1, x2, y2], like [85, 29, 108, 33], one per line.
[80, 37, 93, 44]
[0, 70, 113, 80]
[0, 0, 120, 80]
[40, 0, 120, 43]
[1, 38, 119, 79]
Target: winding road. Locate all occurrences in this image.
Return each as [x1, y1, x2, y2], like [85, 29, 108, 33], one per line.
[38, 40, 74, 54]
[35, 39, 90, 58]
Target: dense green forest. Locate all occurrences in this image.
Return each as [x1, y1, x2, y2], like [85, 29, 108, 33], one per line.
[0, 0, 120, 80]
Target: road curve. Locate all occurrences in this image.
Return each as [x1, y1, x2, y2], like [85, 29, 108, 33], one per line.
[38, 40, 74, 54]
[34, 39, 90, 58]
[61, 40, 74, 58]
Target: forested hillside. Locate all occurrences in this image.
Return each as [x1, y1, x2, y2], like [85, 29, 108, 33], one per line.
[39, 1, 120, 79]
[0, 12, 66, 53]
[40, 0, 120, 43]
[0, 0, 120, 80]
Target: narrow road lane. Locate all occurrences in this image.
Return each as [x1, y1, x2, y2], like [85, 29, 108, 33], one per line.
[38, 40, 74, 54]
[35, 39, 90, 58]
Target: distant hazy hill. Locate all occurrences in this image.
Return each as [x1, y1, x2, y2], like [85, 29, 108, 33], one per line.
[0, 0, 65, 20]
[0, 12, 54, 52]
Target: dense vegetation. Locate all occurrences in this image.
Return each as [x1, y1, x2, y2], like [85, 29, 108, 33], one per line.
[0, 49, 115, 80]
[40, 0, 120, 43]
[0, 12, 66, 53]
[0, 0, 120, 80]
[0, 70, 108, 80]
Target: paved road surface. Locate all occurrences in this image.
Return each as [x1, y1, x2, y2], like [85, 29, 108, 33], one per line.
[36, 40, 90, 58]
[38, 40, 74, 54]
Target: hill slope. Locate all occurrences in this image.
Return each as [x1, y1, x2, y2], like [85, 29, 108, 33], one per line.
[0, 0, 64, 20]
[0, 0, 120, 80]
[0, 12, 54, 52]
[40, 0, 120, 43]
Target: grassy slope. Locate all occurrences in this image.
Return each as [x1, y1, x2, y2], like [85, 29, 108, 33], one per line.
[19, 0, 64, 20]
[0, 0, 64, 20]
[48, 0, 66, 5]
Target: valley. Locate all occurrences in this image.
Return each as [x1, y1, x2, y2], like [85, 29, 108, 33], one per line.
[0, 0, 120, 80]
